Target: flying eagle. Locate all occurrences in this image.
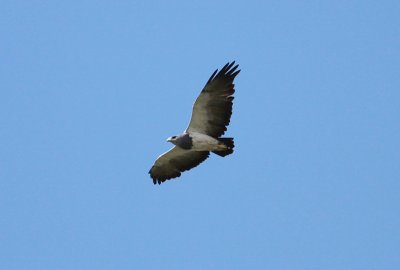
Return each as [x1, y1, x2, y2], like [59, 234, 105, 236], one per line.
[149, 62, 240, 184]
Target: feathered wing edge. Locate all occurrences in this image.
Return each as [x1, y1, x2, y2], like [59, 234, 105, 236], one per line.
[149, 147, 210, 184]
[205, 61, 240, 86]
[186, 61, 240, 138]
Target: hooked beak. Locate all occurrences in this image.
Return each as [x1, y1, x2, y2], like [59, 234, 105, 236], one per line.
[166, 137, 172, 142]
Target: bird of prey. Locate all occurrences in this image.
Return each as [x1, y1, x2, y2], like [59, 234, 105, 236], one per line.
[149, 61, 240, 184]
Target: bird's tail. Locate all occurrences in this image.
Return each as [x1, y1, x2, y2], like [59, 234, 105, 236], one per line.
[212, 138, 234, 157]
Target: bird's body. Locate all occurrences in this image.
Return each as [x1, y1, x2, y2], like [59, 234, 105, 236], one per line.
[149, 62, 240, 184]
[171, 132, 222, 151]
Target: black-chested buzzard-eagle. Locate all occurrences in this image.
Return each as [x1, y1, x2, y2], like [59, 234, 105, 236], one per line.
[149, 62, 240, 184]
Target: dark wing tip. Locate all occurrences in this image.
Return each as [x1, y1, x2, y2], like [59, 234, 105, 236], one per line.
[207, 69, 219, 84]
[149, 166, 182, 185]
[205, 61, 240, 86]
[217, 61, 240, 79]
[153, 178, 164, 185]
[231, 69, 241, 78]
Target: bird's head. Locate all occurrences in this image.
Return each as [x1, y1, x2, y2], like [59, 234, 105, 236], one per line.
[166, 135, 178, 143]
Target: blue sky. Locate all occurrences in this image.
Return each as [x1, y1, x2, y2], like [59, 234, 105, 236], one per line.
[1, 0, 399, 269]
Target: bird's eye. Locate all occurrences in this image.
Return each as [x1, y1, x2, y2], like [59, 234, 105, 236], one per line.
[172, 136, 176, 139]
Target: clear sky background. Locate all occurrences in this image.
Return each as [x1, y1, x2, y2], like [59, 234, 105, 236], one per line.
[1, 1, 399, 269]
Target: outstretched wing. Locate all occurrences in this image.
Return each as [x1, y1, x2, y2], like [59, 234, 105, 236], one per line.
[186, 62, 240, 138]
[149, 147, 210, 184]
